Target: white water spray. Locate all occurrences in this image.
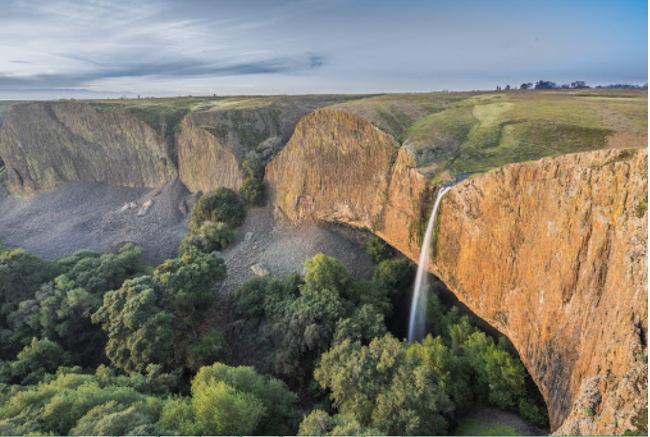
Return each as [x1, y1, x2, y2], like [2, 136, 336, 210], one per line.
[407, 186, 451, 343]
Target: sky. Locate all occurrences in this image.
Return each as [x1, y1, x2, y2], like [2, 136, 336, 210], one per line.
[0, 0, 647, 99]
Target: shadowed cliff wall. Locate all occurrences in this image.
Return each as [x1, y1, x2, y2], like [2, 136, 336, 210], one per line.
[0, 102, 177, 193]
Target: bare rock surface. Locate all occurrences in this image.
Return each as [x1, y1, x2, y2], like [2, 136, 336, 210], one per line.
[0, 179, 192, 265]
[218, 205, 375, 291]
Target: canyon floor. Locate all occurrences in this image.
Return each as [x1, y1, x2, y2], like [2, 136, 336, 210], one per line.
[0, 180, 374, 282]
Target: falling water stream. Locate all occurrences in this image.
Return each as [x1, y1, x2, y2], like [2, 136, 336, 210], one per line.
[407, 186, 451, 343]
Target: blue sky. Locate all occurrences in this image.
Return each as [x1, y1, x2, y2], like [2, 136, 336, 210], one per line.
[0, 0, 647, 98]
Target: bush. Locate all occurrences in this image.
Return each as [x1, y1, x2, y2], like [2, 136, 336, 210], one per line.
[10, 338, 73, 385]
[240, 177, 265, 206]
[373, 259, 411, 297]
[178, 223, 235, 255]
[186, 330, 230, 371]
[365, 237, 392, 264]
[191, 363, 299, 435]
[242, 158, 265, 179]
[519, 397, 549, 428]
[234, 276, 271, 322]
[190, 187, 245, 231]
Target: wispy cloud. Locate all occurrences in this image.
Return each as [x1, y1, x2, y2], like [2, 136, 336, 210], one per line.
[0, 0, 327, 92]
[0, 0, 646, 97]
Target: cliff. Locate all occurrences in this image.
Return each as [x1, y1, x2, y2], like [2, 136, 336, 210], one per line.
[0, 102, 177, 193]
[435, 149, 647, 435]
[0, 96, 357, 195]
[177, 99, 325, 193]
[266, 109, 648, 435]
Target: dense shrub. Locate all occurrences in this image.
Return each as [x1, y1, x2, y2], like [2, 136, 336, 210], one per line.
[3, 244, 147, 364]
[519, 397, 549, 428]
[365, 236, 392, 264]
[6, 337, 72, 385]
[240, 176, 265, 206]
[161, 363, 299, 436]
[186, 330, 230, 371]
[92, 250, 227, 373]
[190, 187, 245, 231]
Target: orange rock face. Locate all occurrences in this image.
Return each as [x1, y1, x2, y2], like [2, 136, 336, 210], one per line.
[434, 149, 647, 434]
[266, 109, 648, 435]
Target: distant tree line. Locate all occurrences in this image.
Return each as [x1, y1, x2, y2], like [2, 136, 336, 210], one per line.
[497, 80, 648, 90]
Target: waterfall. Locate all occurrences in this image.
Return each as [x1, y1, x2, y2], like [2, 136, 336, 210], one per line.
[407, 186, 451, 343]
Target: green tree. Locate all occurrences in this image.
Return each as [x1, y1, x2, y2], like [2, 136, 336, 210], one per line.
[462, 331, 527, 408]
[93, 250, 226, 373]
[365, 237, 392, 264]
[186, 330, 230, 371]
[304, 254, 355, 298]
[234, 276, 271, 322]
[193, 380, 265, 435]
[263, 273, 301, 324]
[315, 335, 453, 435]
[190, 187, 245, 231]
[9, 337, 72, 385]
[242, 158, 265, 179]
[191, 363, 299, 435]
[0, 248, 60, 357]
[156, 249, 227, 333]
[333, 304, 387, 345]
[373, 259, 411, 294]
[519, 397, 549, 428]
[178, 223, 235, 255]
[0, 369, 163, 436]
[240, 176, 265, 206]
[92, 276, 178, 374]
[298, 410, 382, 436]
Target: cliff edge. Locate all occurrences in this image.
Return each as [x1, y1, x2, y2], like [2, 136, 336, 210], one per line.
[266, 109, 648, 435]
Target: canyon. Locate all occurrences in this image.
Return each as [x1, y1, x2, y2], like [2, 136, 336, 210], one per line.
[0, 93, 647, 435]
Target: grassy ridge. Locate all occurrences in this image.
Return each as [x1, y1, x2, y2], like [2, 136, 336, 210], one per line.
[344, 89, 647, 176]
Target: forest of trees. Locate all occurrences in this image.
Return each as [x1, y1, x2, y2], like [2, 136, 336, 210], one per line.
[0, 187, 549, 435]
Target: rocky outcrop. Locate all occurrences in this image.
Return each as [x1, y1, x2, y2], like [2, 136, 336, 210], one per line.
[266, 108, 648, 434]
[267, 109, 402, 228]
[1, 97, 349, 196]
[176, 117, 243, 194]
[0, 102, 177, 193]
[435, 149, 647, 435]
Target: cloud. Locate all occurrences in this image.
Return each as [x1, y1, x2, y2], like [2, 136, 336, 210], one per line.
[0, 0, 646, 96]
[0, 0, 326, 91]
[0, 53, 326, 90]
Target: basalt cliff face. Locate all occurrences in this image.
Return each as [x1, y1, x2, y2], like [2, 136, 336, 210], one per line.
[0, 102, 178, 193]
[0, 99, 343, 195]
[266, 110, 648, 435]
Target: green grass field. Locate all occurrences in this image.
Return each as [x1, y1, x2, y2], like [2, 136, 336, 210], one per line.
[339, 89, 647, 177]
